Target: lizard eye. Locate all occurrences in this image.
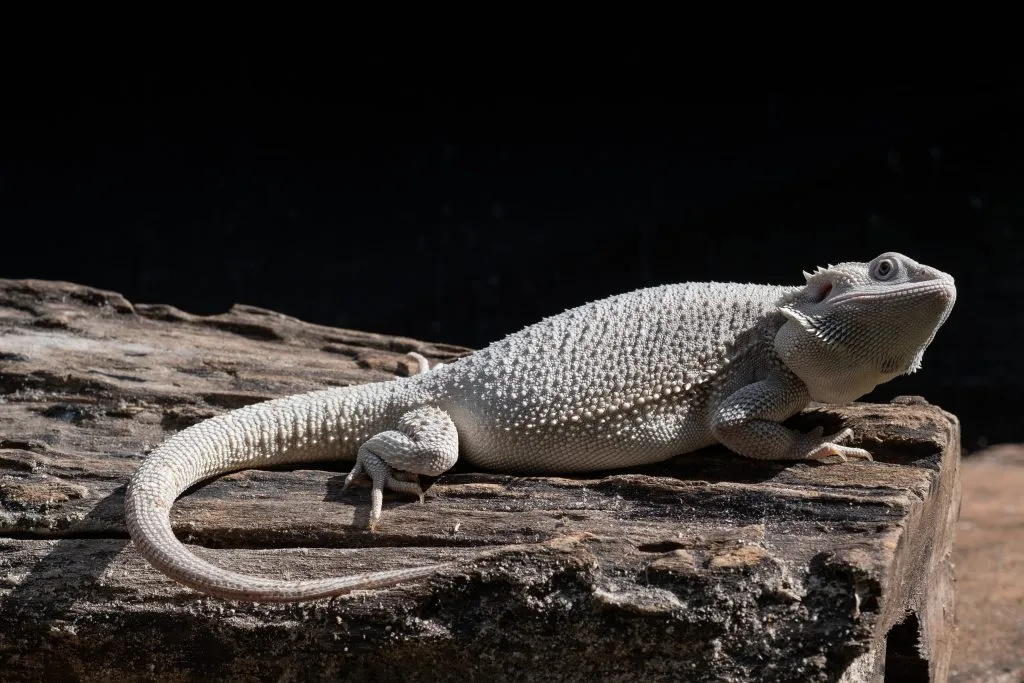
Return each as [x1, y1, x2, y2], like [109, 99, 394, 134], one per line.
[871, 257, 898, 281]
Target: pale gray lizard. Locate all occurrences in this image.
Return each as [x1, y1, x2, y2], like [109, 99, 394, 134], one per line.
[124, 252, 957, 602]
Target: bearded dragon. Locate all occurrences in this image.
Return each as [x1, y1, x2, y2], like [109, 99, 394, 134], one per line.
[124, 251, 957, 601]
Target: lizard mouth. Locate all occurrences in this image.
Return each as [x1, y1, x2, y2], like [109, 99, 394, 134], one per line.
[827, 280, 956, 307]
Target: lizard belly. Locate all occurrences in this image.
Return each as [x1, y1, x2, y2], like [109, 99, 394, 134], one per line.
[447, 398, 714, 473]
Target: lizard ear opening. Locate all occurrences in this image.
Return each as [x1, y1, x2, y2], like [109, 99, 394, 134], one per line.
[801, 266, 834, 303]
[808, 280, 832, 303]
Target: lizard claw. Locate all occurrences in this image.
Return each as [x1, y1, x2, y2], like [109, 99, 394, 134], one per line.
[341, 461, 367, 493]
[805, 428, 873, 463]
[384, 476, 426, 503]
[807, 443, 874, 463]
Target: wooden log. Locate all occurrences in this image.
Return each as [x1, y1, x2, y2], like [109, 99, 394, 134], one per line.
[0, 279, 960, 682]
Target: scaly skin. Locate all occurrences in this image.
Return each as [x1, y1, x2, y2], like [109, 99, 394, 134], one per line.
[124, 252, 956, 601]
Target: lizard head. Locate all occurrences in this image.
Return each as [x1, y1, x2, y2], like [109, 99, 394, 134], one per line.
[774, 252, 957, 404]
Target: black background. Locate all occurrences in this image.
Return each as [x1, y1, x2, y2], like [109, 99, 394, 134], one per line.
[2, 52, 1020, 450]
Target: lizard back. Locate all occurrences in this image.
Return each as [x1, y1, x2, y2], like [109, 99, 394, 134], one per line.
[425, 282, 799, 472]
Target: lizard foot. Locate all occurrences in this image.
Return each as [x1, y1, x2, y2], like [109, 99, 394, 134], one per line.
[342, 455, 425, 530]
[341, 468, 418, 488]
[342, 406, 459, 530]
[803, 427, 873, 463]
[407, 352, 444, 375]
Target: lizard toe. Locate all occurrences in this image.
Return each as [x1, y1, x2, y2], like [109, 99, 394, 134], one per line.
[807, 442, 873, 464]
[341, 461, 367, 493]
[354, 449, 431, 527]
[384, 476, 426, 503]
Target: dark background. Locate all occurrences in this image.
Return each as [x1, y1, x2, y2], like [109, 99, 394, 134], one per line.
[2, 54, 1020, 450]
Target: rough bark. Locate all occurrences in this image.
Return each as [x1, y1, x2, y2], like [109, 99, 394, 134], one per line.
[0, 279, 960, 682]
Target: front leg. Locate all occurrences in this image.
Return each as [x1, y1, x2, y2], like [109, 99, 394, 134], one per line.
[711, 373, 872, 463]
[342, 406, 459, 529]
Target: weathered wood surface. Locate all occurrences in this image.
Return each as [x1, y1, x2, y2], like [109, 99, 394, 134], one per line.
[0, 279, 961, 682]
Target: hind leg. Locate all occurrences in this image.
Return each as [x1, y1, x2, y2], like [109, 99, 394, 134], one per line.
[342, 405, 459, 529]
[343, 352, 447, 487]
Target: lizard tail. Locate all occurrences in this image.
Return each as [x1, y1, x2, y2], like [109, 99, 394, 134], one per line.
[124, 382, 450, 602]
